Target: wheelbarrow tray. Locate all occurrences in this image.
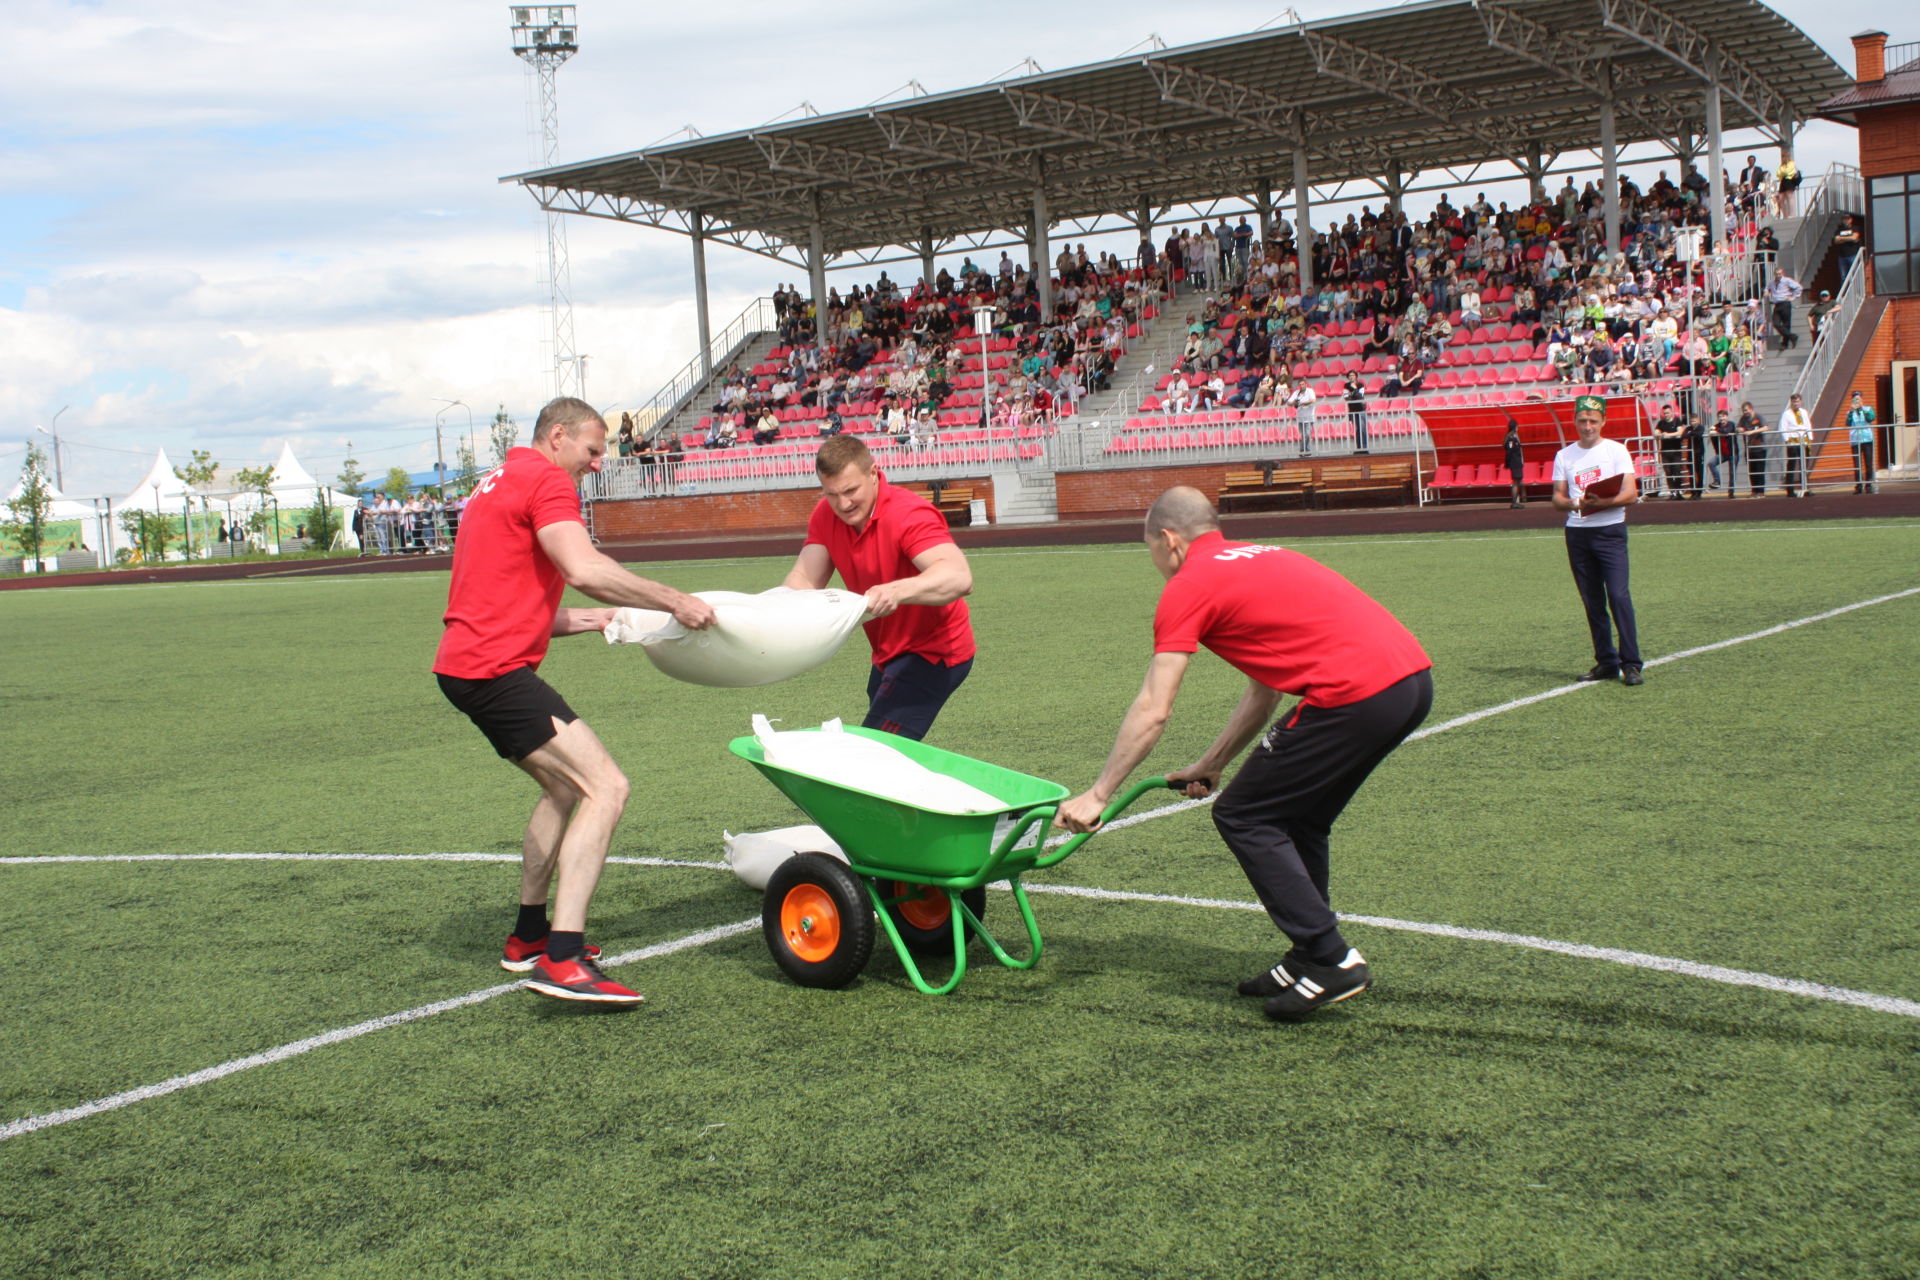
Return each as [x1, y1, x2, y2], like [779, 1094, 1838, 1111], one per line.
[727, 728, 1068, 886]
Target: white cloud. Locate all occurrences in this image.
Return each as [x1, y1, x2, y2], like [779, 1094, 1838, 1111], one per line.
[0, 0, 1887, 496]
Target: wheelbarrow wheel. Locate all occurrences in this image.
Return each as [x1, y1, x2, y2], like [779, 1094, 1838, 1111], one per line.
[763, 853, 874, 989]
[879, 881, 987, 957]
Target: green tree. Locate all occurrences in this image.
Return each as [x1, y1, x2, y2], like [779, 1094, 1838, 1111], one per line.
[304, 493, 343, 551]
[233, 465, 277, 538]
[173, 448, 219, 490]
[382, 466, 413, 499]
[118, 507, 178, 562]
[489, 405, 519, 465]
[2, 443, 56, 569]
[455, 439, 481, 492]
[337, 445, 366, 499]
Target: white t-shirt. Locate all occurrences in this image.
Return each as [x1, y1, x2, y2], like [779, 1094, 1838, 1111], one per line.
[1553, 435, 1634, 528]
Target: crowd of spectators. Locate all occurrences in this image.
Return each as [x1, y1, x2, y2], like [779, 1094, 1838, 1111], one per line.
[354, 492, 466, 556]
[639, 250, 1161, 452]
[1141, 163, 1787, 420]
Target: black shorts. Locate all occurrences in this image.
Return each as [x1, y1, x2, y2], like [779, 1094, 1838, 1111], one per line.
[437, 666, 578, 761]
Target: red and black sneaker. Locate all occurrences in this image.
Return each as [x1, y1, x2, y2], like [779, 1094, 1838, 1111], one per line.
[501, 934, 602, 973]
[524, 953, 645, 1006]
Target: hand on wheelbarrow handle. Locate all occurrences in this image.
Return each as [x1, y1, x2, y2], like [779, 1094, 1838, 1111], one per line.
[1032, 776, 1180, 869]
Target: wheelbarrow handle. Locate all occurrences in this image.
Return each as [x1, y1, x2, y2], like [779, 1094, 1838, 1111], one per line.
[1031, 776, 1183, 869]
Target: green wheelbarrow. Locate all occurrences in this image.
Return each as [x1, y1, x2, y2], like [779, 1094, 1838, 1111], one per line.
[728, 727, 1174, 995]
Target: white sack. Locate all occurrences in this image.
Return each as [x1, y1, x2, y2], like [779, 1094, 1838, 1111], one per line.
[751, 716, 1005, 815]
[605, 587, 868, 688]
[722, 824, 846, 890]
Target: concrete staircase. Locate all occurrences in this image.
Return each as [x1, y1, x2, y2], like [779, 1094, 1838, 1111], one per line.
[1072, 286, 1197, 428]
[988, 465, 1058, 525]
[651, 330, 783, 442]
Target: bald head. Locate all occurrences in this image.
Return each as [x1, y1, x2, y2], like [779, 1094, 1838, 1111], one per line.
[1145, 486, 1221, 540]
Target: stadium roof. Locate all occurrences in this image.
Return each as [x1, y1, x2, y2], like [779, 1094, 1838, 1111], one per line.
[504, 0, 1850, 268]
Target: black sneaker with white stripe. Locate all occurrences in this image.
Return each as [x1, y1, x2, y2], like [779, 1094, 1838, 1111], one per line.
[1259, 948, 1372, 1020]
[1237, 949, 1307, 997]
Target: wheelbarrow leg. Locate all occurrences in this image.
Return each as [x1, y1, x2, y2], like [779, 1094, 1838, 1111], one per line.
[964, 877, 1045, 970]
[864, 879, 970, 996]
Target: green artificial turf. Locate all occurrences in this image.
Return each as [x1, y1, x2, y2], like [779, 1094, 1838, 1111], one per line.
[1, 518, 1917, 1279]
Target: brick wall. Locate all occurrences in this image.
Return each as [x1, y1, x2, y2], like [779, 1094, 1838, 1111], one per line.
[1861, 104, 1920, 177]
[1056, 464, 1242, 521]
[593, 477, 995, 542]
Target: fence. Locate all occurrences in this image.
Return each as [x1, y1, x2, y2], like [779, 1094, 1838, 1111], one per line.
[630, 296, 779, 439]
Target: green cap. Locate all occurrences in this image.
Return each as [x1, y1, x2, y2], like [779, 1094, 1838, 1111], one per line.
[1573, 394, 1607, 414]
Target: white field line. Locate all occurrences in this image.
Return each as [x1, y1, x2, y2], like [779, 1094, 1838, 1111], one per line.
[1016, 884, 1920, 1020]
[6, 582, 1919, 1141]
[1043, 583, 1920, 843]
[0, 918, 758, 1143]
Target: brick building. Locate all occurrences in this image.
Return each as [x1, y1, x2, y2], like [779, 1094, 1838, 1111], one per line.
[1818, 31, 1920, 473]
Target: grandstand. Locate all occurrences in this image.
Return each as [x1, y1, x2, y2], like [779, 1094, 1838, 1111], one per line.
[502, 0, 1870, 531]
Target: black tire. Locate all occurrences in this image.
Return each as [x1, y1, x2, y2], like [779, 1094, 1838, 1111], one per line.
[763, 853, 874, 989]
[878, 880, 987, 957]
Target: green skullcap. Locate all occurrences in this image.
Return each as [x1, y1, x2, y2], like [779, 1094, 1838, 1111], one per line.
[1573, 394, 1607, 415]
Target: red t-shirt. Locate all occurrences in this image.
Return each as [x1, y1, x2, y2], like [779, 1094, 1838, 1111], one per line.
[1153, 531, 1429, 707]
[432, 448, 584, 679]
[804, 474, 975, 667]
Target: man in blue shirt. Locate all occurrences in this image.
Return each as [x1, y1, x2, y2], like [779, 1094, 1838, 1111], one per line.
[1847, 392, 1878, 495]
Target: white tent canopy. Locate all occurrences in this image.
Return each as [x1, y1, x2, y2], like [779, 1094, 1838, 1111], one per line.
[5, 474, 97, 524]
[118, 448, 191, 514]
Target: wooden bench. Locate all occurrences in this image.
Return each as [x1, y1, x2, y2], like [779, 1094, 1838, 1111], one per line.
[1312, 459, 1416, 510]
[908, 484, 977, 527]
[1219, 465, 1314, 513]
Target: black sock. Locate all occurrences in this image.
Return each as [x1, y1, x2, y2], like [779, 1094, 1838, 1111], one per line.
[545, 930, 585, 963]
[515, 904, 549, 942]
[1305, 929, 1350, 966]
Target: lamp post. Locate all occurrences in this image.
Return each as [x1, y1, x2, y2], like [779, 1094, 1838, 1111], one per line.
[559, 354, 591, 404]
[434, 398, 474, 487]
[972, 304, 995, 432]
[33, 405, 67, 491]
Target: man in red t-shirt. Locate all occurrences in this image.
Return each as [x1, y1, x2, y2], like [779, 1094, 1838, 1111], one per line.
[1055, 487, 1432, 1021]
[434, 397, 716, 1007]
[779, 435, 974, 740]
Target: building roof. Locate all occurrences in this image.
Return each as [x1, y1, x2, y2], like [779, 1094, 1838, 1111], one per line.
[503, 0, 1850, 267]
[1816, 46, 1920, 123]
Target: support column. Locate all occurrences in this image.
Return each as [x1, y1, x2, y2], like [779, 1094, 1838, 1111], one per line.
[1600, 87, 1621, 260]
[1526, 144, 1547, 205]
[919, 227, 936, 294]
[808, 216, 829, 353]
[1256, 180, 1272, 244]
[1137, 198, 1154, 269]
[1031, 178, 1052, 316]
[1382, 167, 1404, 216]
[690, 210, 712, 382]
[1705, 74, 1726, 255]
[1293, 146, 1314, 295]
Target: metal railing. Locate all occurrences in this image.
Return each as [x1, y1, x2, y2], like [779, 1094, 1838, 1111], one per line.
[1778, 165, 1862, 281]
[1786, 253, 1867, 411]
[1886, 42, 1920, 75]
[631, 296, 778, 438]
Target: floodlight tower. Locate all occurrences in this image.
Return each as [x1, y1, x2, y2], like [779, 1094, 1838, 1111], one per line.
[510, 6, 580, 401]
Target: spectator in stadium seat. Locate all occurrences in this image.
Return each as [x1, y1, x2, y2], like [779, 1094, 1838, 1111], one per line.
[1052, 486, 1432, 1021]
[1458, 286, 1483, 329]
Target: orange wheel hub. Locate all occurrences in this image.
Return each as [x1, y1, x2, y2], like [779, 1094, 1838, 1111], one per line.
[780, 883, 842, 962]
[892, 882, 952, 931]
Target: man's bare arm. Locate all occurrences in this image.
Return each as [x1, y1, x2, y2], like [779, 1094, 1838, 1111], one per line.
[862, 542, 973, 618]
[536, 522, 715, 628]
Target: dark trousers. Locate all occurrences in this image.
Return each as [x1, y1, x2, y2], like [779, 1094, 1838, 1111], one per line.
[864, 653, 972, 741]
[1659, 442, 1687, 495]
[1211, 669, 1433, 951]
[1783, 443, 1807, 494]
[1350, 408, 1368, 451]
[1565, 523, 1640, 670]
[1853, 441, 1876, 491]
[1771, 300, 1795, 347]
[1746, 442, 1768, 495]
[1687, 437, 1706, 498]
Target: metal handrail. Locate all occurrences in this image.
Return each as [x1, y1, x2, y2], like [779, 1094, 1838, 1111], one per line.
[1885, 42, 1920, 75]
[1786, 254, 1866, 410]
[631, 296, 778, 438]
[1778, 165, 1862, 282]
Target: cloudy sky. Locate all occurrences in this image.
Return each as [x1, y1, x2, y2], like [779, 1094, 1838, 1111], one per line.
[0, 0, 1880, 496]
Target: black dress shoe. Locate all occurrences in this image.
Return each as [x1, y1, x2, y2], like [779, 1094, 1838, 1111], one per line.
[1578, 665, 1621, 682]
[1621, 665, 1644, 686]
